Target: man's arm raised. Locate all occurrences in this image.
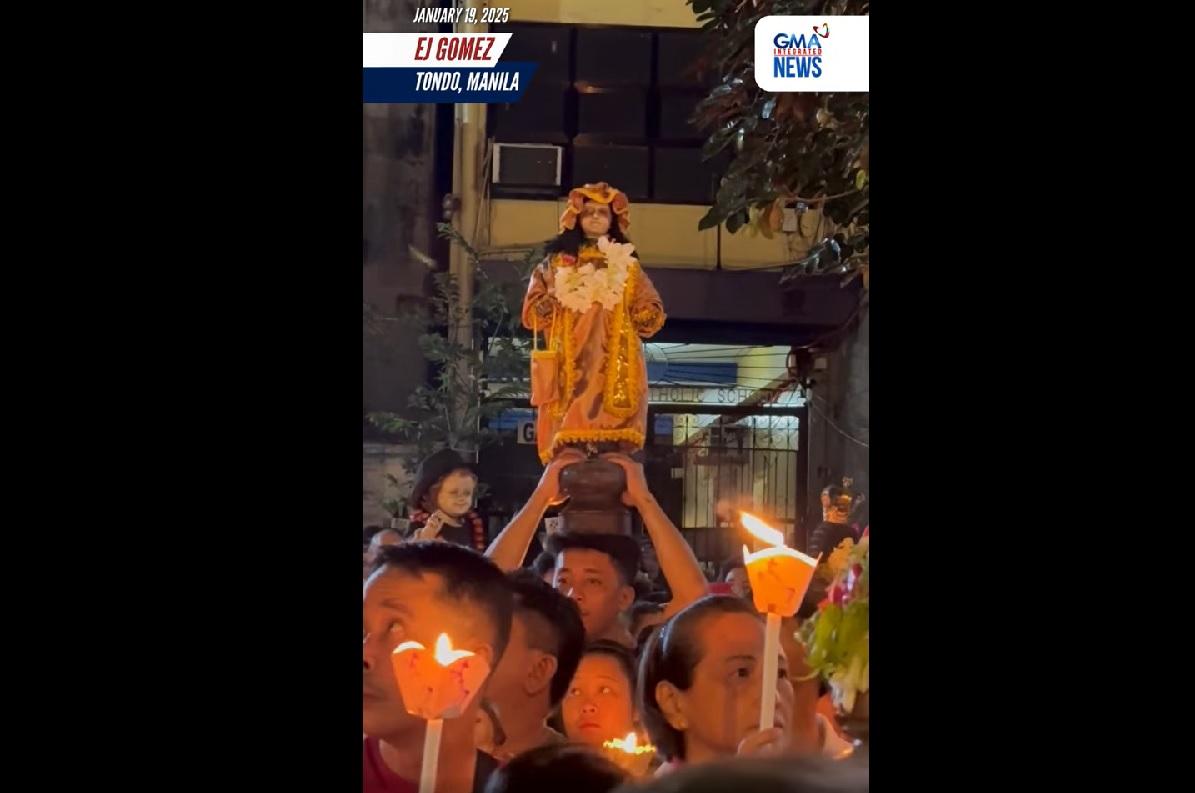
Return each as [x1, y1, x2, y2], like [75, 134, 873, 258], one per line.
[485, 448, 585, 571]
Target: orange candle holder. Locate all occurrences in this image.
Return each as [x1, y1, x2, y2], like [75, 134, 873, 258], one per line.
[740, 512, 820, 617]
[391, 633, 492, 720]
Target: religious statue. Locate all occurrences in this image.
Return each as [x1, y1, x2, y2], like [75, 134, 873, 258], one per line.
[521, 183, 666, 466]
[405, 448, 487, 552]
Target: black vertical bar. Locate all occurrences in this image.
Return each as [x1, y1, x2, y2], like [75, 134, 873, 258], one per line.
[784, 422, 792, 532]
[796, 405, 809, 550]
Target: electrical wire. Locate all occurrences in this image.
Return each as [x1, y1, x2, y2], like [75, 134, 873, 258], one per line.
[809, 396, 869, 449]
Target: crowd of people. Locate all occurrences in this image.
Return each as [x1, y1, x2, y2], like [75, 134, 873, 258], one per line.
[363, 450, 867, 793]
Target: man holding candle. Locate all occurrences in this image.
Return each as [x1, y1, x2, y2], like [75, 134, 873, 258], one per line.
[363, 542, 515, 793]
[486, 453, 707, 649]
[480, 570, 585, 764]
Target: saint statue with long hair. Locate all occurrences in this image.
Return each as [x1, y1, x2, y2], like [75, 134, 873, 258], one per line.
[521, 183, 666, 464]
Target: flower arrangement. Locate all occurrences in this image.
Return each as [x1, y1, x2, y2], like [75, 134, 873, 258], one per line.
[799, 529, 869, 715]
[551, 235, 633, 314]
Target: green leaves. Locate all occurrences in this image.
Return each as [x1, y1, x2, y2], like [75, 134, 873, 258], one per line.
[701, 124, 738, 160]
[798, 527, 869, 690]
[368, 220, 532, 478]
[805, 602, 841, 670]
[725, 208, 750, 234]
[690, 0, 869, 276]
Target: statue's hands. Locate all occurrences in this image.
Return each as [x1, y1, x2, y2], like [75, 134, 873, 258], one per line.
[414, 510, 451, 541]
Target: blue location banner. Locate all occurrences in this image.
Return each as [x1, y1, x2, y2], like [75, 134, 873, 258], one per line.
[363, 62, 538, 104]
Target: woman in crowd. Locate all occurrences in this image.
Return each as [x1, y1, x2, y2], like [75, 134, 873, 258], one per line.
[561, 640, 640, 749]
[638, 595, 795, 771]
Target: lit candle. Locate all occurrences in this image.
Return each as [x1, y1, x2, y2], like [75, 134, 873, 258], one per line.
[392, 633, 492, 793]
[739, 512, 820, 731]
[601, 731, 657, 777]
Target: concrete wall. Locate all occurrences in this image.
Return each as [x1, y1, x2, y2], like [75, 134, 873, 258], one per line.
[807, 307, 869, 519]
[364, 0, 439, 415]
[363, 0, 440, 523]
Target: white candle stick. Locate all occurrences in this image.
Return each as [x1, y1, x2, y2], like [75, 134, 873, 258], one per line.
[419, 718, 444, 793]
[759, 612, 782, 728]
[738, 512, 819, 734]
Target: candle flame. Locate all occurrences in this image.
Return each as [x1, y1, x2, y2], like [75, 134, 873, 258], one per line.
[603, 731, 654, 755]
[390, 633, 476, 666]
[740, 511, 785, 547]
[433, 632, 474, 666]
[393, 640, 424, 654]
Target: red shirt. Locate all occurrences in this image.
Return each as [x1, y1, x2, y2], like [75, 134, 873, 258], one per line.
[363, 737, 497, 793]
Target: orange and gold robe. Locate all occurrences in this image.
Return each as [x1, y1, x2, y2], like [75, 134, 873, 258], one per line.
[522, 242, 665, 463]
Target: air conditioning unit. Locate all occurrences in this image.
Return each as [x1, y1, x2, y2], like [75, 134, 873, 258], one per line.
[491, 143, 562, 193]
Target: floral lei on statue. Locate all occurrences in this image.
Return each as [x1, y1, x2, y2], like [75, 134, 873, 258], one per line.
[551, 235, 635, 314]
[799, 527, 869, 715]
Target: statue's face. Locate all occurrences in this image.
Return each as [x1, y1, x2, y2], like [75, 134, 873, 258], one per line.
[579, 200, 612, 238]
[434, 470, 476, 518]
[827, 496, 851, 525]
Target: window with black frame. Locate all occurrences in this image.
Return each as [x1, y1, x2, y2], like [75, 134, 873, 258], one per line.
[488, 24, 727, 205]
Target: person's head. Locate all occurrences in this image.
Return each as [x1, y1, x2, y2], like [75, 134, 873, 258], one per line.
[484, 743, 629, 793]
[612, 756, 868, 793]
[364, 524, 385, 546]
[722, 564, 751, 600]
[640, 540, 660, 579]
[531, 550, 557, 584]
[367, 528, 402, 557]
[410, 449, 479, 519]
[562, 640, 639, 747]
[549, 183, 633, 255]
[638, 596, 794, 765]
[821, 486, 850, 523]
[427, 469, 478, 517]
[631, 601, 666, 655]
[579, 200, 613, 238]
[363, 541, 514, 742]
[475, 699, 506, 757]
[547, 533, 640, 640]
[488, 570, 586, 716]
[826, 494, 851, 525]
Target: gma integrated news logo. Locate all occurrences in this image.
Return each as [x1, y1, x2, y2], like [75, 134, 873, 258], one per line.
[754, 16, 869, 93]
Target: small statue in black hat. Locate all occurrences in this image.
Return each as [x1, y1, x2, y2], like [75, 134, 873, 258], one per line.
[799, 485, 858, 618]
[406, 448, 487, 552]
